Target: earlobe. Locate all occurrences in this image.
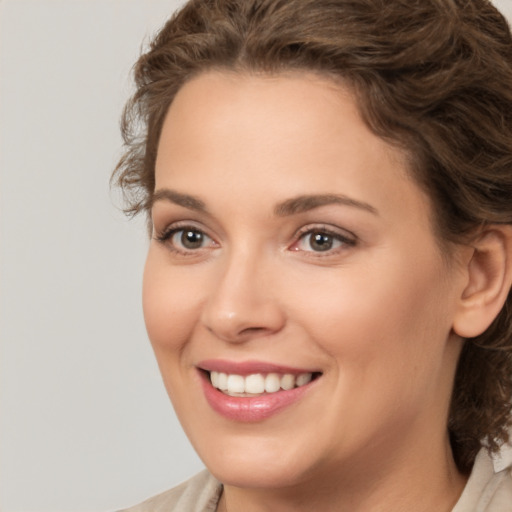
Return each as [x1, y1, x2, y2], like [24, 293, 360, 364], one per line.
[453, 226, 512, 339]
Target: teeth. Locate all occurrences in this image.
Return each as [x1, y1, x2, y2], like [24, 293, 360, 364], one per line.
[245, 373, 265, 394]
[280, 373, 295, 390]
[265, 373, 280, 393]
[226, 374, 245, 393]
[217, 372, 228, 391]
[296, 373, 312, 386]
[209, 371, 314, 395]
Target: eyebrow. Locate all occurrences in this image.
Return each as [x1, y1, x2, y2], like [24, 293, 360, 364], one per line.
[150, 188, 378, 217]
[274, 194, 379, 217]
[150, 189, 207, 212]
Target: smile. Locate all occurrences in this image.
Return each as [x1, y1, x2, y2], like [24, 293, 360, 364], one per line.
[198, 361, 321, 422]
[210, 371, 313, 396]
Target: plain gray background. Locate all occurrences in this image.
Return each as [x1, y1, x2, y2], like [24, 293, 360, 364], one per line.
[1, 1, 512, 511]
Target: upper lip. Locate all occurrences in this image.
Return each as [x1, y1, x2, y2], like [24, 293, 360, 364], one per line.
[197, 359, 320, 376]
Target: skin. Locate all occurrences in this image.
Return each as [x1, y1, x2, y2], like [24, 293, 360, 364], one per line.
[143, 71, 471, 511]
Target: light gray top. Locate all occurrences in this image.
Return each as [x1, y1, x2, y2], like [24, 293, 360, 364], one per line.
[119, 444, 512, 512]
[452, 444, 512, 511]
[118, 470, 222, 512]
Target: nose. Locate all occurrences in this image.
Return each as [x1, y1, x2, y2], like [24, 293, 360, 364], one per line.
[200, 250, 286, 343]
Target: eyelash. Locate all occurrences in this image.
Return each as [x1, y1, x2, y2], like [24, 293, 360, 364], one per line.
[154, 223, 357, 256]
[155, 223, 216, 256]
[292, 225, 357, 255]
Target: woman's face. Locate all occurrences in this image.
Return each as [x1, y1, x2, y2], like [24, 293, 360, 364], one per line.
[144, 72, 466, 488]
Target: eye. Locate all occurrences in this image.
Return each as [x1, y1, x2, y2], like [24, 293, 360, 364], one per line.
[292, 228, 356, 253]
[173, 229, 210, 250]
[155, 225, 217, 254]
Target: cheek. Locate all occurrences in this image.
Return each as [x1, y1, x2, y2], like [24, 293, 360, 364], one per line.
[142, 250, 202, 354]
[289, 251, 455, 384]
[294, 259, 457, 443]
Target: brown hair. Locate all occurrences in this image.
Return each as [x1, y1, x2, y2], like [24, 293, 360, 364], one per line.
[113, 0, 512, 473]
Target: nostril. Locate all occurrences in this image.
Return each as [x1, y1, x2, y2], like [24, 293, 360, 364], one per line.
[236, 325, 278, 340]
[241, 326, 268, 334]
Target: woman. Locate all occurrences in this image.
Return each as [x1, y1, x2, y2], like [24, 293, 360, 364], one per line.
[114, 0, 512, 510]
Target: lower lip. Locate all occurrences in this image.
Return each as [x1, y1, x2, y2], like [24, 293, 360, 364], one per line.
[200, 372, 316, 422]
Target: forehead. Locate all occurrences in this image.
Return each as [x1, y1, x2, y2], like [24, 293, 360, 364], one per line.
[154, 71, 431, 229]
[157, 71, 406, 178]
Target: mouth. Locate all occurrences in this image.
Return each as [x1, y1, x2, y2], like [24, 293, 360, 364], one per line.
[197, 360, 322, 422]
[207, 370, 320, 397]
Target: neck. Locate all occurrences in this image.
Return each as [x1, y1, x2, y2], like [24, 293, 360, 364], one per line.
[217, 433, 467, 512]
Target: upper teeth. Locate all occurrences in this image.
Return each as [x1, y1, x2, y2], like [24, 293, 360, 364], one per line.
[210, 371, 313, 396]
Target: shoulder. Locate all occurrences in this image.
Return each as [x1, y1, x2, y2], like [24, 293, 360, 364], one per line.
[453, 443, 512, 512]
[117, 470, 222, 512]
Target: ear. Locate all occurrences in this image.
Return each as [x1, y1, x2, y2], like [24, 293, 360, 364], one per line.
[453, 226, 512, 338]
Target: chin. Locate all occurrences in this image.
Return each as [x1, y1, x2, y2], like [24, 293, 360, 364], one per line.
[209, 455, 309, 490]
[191, 429, 318, 489]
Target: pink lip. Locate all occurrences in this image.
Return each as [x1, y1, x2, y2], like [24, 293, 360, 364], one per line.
[198, 359, 316, 376]
[197, 360, 320, 422]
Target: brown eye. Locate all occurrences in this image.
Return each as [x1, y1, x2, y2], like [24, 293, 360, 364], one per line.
[163, 228, 214, 251]
[155, 224, 218, 255]
[292, 228, 356, 254]
[179, 229, 205, 249]
[308, 232, 334, 252]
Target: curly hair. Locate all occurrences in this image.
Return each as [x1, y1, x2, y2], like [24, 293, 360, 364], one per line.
[113, 0, 512, 473]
